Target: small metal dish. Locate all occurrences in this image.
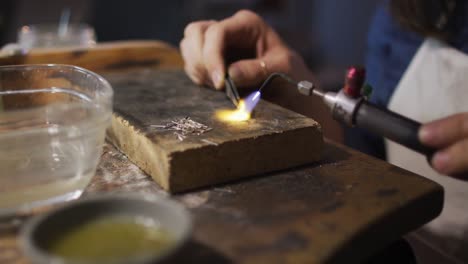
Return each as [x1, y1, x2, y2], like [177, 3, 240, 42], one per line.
[21, 194, 192, 264]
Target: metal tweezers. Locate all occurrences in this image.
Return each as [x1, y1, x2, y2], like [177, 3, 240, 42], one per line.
[225, 74, 240, 107]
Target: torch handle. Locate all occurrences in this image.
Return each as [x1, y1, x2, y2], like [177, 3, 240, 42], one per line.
[354, 101, 435, 157]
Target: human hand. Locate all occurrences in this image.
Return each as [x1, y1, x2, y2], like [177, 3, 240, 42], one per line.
[179, 10, 310, 90]
[419, 113, 468, 179]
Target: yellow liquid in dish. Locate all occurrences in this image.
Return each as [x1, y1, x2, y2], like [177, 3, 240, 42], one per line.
[47, 215, 174, 262]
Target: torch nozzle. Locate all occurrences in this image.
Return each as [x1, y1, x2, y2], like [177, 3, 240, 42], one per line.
[312, 88, 325, 98]
[257, 72, 320, 97]
[258, 72, 297, 92]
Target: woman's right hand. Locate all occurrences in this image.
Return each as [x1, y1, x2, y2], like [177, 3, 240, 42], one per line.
[179, 10, 310, 90]
[181, 10, 344, 142]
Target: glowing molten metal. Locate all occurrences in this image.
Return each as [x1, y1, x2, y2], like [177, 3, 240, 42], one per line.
[216, 91, 261, 122]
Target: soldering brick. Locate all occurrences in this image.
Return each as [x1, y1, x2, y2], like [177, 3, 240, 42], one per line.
[106, 69, 323, 192]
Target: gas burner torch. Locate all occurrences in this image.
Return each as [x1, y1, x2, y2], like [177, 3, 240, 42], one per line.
[243, 67, 435, 157]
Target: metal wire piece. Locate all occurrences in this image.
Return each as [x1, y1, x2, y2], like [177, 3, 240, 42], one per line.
[150, 117, 212, 141]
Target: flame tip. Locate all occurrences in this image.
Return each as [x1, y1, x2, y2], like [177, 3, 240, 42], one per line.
[216, 91, 262, 123]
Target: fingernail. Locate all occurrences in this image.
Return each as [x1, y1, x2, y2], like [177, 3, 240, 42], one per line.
[228, 66, 243, 83]
[419, 126, 434, 143]
[211, 70, 223, 90]
[432, 151, 450, 173]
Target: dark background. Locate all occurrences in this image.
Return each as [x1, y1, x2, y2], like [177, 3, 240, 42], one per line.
[0, 0, 379, 89]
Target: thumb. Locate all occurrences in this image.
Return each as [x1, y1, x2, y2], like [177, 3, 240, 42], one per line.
[227, 58, 269, 88]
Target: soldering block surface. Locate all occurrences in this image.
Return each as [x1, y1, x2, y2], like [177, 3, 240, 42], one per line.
[106, 70, 323, 192]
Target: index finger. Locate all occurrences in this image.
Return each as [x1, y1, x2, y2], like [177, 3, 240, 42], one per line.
[419, 113, 468, 148]
[202, 10, 265, 89]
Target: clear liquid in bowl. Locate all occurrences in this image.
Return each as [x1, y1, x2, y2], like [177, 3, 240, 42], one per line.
[0, 88, 110, 216]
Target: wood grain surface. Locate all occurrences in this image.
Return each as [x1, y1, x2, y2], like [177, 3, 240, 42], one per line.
[0, 140, 443, 264]
[106, 69, 323, 192]
[0, 41, 183, 72]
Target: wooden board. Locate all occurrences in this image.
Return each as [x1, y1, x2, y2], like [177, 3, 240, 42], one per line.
[0, 41, 184, 73]
[105, 69, 323, 192]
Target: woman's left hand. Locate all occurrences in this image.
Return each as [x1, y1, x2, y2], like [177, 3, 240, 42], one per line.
[420, 113, 468, 179]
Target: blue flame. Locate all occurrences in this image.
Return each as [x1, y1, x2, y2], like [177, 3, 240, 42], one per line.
[244, 91, 261, 113]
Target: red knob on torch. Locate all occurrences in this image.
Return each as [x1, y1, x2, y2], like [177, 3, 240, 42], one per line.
[343, 66, 366, 98]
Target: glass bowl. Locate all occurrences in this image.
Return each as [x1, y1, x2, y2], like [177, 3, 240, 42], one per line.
[18, 24, 96, 50]
[0, 64, 113, 217]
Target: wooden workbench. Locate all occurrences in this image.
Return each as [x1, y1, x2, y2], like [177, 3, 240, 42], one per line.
[0, 41, 443, 264]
